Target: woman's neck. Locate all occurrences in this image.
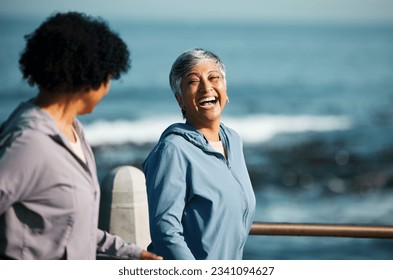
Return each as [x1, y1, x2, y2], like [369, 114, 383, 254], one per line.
[34, 90, 79, 142]
[187, 120, 221, 142]
[199, 127, 220, 142]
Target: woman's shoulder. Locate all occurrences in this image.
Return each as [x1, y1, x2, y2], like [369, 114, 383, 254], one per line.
[1, 125, 54, 157]
[152, 133, 187, 156]
[144, 123, 196, 162]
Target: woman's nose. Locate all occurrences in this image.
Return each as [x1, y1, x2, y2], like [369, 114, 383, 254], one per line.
[199, 79, 212, 92]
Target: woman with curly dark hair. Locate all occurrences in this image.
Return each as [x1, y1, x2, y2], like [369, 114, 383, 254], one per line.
[0, 12, 161, 260]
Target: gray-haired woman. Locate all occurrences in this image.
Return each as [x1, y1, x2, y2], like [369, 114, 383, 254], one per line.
[143, 48, 256, 260]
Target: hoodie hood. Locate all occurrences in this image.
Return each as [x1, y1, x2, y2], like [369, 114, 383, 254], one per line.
[158, 122, 229, 153]
[0, 99, 83, 149]
[1, 99, 58, 136]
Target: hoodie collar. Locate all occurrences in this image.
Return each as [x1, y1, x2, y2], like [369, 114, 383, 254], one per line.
[159, 122, 229, 154]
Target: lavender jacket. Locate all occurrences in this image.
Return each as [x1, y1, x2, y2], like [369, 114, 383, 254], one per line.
[0, 100, 142, 259]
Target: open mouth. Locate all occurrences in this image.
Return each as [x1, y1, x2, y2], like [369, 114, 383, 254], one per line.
[198, 96, 218, 108]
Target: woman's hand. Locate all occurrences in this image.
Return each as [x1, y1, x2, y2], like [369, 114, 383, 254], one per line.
[139, 250, 163, 260]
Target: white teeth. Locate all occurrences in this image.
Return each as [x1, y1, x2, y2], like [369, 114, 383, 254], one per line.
[199, 97, 216, 103]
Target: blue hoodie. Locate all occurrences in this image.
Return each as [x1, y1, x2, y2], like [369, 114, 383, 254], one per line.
[143, 123, 256, 260]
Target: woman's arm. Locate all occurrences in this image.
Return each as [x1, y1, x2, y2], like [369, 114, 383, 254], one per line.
[0, 133, 41, 214]
[96, 229, 162, 260]
[143, 144, 195, 260]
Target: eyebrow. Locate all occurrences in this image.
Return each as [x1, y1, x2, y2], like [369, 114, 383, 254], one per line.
[185, 69, 220, 78]
[185, 72, 198, 79]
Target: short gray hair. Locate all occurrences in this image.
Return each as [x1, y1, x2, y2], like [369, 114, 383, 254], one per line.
[169, 48, 226, 96]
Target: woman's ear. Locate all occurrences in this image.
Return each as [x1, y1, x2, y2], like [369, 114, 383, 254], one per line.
[175, 94, 186, 118]
[175, 94, 185, 112]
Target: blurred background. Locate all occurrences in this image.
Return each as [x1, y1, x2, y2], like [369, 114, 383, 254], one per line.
[1, 0, 393, 259]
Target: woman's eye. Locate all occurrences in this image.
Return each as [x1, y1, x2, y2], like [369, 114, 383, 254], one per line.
[189, 80, 199, 85]
[210, 76, 219, 81]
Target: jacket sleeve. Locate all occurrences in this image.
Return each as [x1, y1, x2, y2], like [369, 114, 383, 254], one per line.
[96, 229, 143, 259]
[0, 132, 40, 214]
[143, 144, 195, 260]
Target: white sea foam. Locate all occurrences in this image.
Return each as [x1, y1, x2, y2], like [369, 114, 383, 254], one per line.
[84, 114, 353, 146]
[226, 115, 353, 143]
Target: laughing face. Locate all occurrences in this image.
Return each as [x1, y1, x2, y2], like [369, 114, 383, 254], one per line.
[176, 60, 228, 129]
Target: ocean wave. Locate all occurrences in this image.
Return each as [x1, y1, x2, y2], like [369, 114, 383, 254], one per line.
[84, 114, 353, 146]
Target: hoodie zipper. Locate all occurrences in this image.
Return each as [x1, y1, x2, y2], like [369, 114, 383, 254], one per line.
[225, 157, 250, 249]
[210, 143, 250, 252]
[218, 129, 252, 250]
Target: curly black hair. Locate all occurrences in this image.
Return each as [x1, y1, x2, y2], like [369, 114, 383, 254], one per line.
[19, 12, 130, 93]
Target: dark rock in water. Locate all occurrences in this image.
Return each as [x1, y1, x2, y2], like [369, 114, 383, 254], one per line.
[245, 131, 393, 194]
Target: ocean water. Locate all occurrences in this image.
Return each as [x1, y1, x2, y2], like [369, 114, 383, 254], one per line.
[1, 17, 393, 259]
